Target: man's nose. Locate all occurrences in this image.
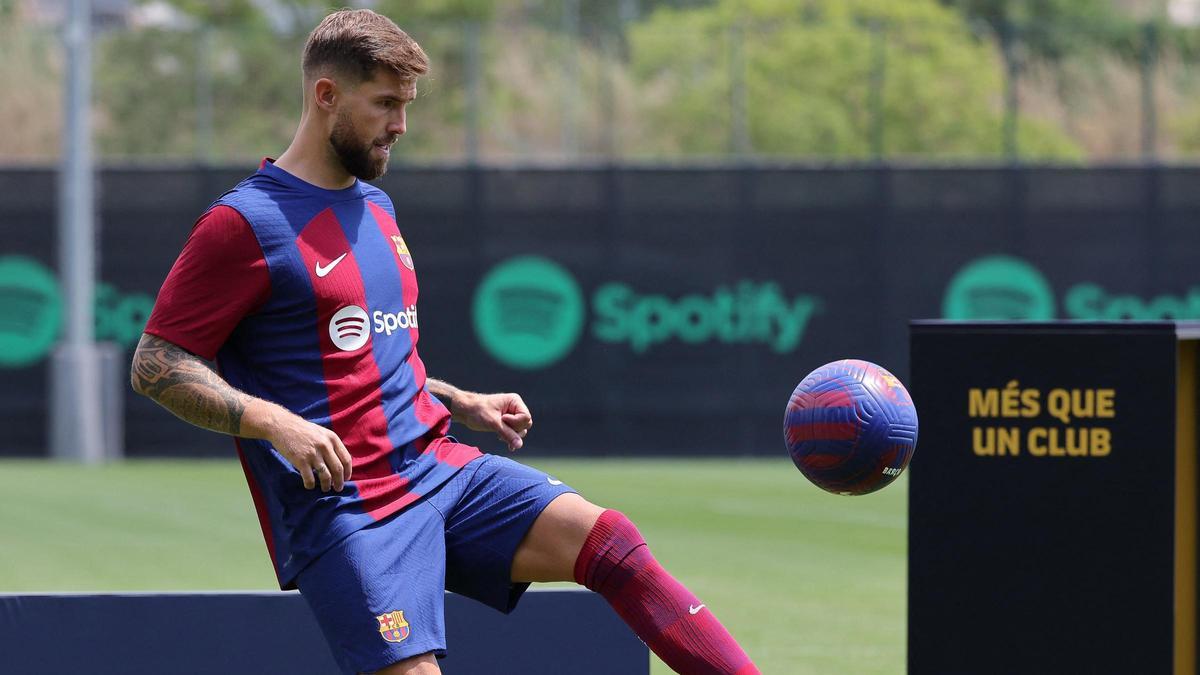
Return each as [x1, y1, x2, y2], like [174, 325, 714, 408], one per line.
[388, 111, 406, 136]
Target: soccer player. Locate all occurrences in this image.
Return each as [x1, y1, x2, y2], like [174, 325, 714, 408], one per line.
[130, 9, 759, 675]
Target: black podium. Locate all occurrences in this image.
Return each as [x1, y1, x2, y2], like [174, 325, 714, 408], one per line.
[909, 321, 1199, 675]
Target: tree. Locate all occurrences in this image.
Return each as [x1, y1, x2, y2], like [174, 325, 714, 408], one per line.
[375, 0, 495, 23]
[90, 0, 506, 162]
[941, 0, 1139, 60]
[94, 27, 201, 158]
[627, 0, 1082, 159]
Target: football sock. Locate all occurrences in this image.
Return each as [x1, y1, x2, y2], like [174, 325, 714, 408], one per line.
[574, 509, 760, 675]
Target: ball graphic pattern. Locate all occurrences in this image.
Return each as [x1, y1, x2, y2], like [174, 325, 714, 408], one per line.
[784, 359, 918, 495]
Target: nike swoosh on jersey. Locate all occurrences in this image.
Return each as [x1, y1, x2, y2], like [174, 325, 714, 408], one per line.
[688, 604, 706, 615]
[315, 252, 348, 278]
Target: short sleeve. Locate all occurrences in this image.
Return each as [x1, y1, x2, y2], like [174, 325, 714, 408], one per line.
[144, 205, 271, 360]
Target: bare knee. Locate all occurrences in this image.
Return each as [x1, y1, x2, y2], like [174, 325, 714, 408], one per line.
[369, 652, 440, 675]
[511, 493, 605, 583]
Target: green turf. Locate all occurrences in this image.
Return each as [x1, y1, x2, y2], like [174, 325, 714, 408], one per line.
[0, 457, 905, 674]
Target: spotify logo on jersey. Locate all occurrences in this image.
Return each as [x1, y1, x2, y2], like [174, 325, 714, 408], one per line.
[329, 305, 370, 351]
[329, 304, 420, 351]
[472, 256, 585, 369]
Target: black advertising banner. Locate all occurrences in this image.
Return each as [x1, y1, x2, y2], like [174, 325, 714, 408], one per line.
[2, 167, 1200, 457]
[908, 321, 1197, 675]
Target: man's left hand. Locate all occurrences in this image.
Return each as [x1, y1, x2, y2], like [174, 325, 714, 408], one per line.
[455, 392, 532, 451]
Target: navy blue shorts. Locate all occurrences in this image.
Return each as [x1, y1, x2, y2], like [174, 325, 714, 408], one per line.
[295, 454, 575, 675]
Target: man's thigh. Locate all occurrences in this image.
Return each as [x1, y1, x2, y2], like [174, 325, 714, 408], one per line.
[296, 499, 448, 675]
[435, 454, 576, 612]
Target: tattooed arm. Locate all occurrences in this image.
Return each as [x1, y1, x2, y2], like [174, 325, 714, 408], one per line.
[130, 333, 353, 491]
[130, 333, 256, 436]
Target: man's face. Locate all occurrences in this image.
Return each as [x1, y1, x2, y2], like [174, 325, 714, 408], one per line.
[328, 71, 415, 181]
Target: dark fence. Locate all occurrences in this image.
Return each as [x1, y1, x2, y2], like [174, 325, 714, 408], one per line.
[2, 165, 1199, 458]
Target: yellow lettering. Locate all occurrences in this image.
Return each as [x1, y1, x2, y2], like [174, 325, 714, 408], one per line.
[1048, 428, 1066, 456]
[1070, 389, 1095, 419]
[1020, 388, 1041, 417]
[973, 427, 994, 456]
[1027, 426, 1113, 458]
[1096, 390, 1116, 418]
[1001, 380, 1021, 417]
[997, 427, 1020, 456]
[972, 427, 1021, 456]
[969, 389, 999, 417]
[1065, 427, 1089, 457]
[1028, 428, 1048, 457]
[1047, 389, 1071, 424]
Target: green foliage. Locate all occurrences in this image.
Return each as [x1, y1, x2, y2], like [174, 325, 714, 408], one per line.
[156, 0, 496, 30]
[1171, 102, 1200, 157]
[90, 0, 1182, 163]
[376, 0, 495, 23]
[941, 0, 1140, 61]
[208, 27, 307, 160]
[93, 21, 305, 161]
[628, 0, 1082, 159]
[158, 0, 262, 25]
[95, 28, 199, 158]
[382, 22, 472, 159]
[512, 0, 716, 37]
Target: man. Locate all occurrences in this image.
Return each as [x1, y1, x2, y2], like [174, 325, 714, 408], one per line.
[131, 9, 759, 675]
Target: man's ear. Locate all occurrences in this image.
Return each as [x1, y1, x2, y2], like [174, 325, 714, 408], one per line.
[312, 77, 339, 113]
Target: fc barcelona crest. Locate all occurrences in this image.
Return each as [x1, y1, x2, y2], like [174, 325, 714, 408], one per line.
[391, 235, 414, 271]
[376, 610, 411, 643]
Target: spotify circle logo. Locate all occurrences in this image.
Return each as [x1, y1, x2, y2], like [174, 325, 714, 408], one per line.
[943, 255, 1055, 320]
[0, 256, 63, 367]
[329, 305, 370, 352]
[473, 256, 585, 369]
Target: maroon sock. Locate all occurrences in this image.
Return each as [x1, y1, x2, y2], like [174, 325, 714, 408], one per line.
[574, 510, 760, 675]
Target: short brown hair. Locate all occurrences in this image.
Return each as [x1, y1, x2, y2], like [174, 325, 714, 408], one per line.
[302, 9, 428, 83]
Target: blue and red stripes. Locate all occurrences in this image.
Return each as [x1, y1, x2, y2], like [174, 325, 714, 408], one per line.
[295, 208, 405, 518]
[290, 202, 472, 520]
[213, 168, 482, 586]
[784, 359, 918, 495]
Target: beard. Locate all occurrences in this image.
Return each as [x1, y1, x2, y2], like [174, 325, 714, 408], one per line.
[330, 110, 390, 181]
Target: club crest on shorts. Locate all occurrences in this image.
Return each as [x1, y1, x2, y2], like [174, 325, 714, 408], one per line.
[391, 235, 414, 271]
[376, 610, 411, 643]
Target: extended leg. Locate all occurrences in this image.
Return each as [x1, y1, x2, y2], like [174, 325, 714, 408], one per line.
[512, 494, 760, 675]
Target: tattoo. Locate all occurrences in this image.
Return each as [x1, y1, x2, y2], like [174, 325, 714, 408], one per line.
[130, 333, 248, 436]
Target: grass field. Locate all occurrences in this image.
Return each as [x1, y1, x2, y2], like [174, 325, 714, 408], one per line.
[0, 457, 906, 674]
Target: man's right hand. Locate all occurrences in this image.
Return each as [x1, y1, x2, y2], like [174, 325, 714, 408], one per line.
[265, 413, 354, 492]
[130, 333, 354, 493]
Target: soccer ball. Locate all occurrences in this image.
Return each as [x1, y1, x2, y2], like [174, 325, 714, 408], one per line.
[783, 359, 918, 495]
